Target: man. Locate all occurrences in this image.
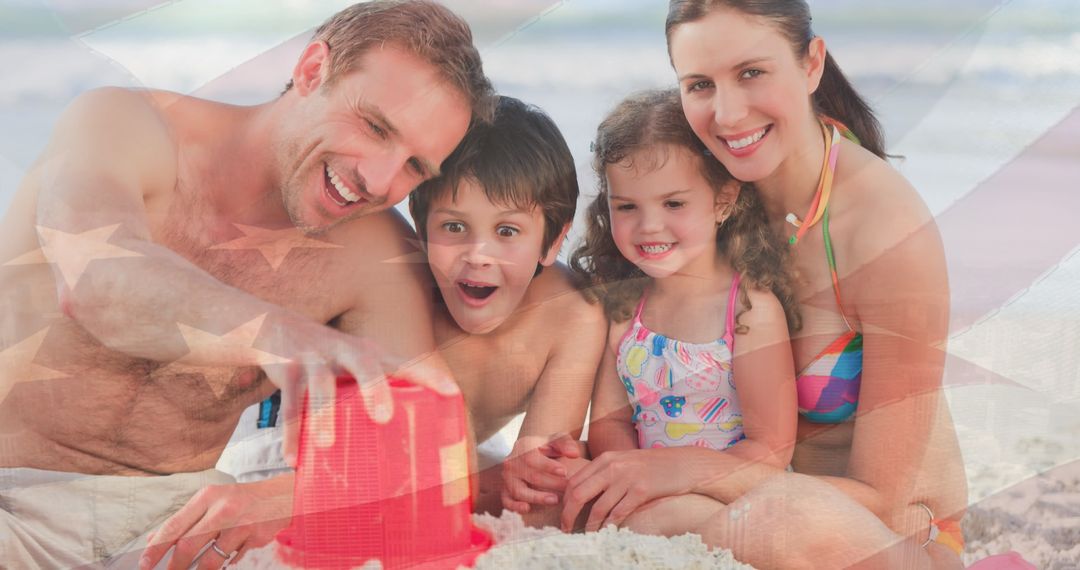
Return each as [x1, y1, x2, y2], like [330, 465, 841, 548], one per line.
[0, 1, 493, 567]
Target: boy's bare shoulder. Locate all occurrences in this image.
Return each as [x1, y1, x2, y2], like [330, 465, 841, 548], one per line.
[525, 262, 604, 323]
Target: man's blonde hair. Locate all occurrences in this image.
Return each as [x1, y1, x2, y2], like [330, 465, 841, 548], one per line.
[287, 1, 495, 123]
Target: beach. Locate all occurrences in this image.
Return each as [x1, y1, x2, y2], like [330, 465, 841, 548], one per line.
[2, 0, 1079, 567]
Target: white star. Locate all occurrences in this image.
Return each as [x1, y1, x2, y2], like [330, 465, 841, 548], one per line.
[5, 224, 142, 288]
[174, 314, 290, 398]
[210, 224, 342, 270]
[0, 328, 67, 406]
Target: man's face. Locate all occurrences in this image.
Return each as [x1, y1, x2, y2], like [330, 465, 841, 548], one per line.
[425, 180, 560, 335]
[280, 44, 472, 234]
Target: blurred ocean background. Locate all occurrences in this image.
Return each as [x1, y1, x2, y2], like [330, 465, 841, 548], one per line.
[1, 0, 1078, 504]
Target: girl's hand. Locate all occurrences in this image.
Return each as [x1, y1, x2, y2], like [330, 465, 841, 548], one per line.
[501, 434, 583, 513]
[561, 448, 692, 532]
[139, 474, 294, 570]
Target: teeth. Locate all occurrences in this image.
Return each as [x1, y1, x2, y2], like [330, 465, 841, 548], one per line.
[724, 128, 766, 150]
[326, 164, 361, 203]
[640, 244, 672, 254]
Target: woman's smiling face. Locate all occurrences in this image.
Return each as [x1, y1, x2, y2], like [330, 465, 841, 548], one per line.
[669, 8, 824, 184]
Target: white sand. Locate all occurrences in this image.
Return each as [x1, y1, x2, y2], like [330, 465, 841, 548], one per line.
[235, 511, 751, 569]
[470, 511, 752, 570]
[962, 457, 1080, 569]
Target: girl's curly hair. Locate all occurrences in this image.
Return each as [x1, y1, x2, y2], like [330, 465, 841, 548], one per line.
[570, 89, 800, 332]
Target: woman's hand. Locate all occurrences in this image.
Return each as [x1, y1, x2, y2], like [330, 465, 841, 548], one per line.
[501, 434, 583, 513]
[139, 474, 294, 570]
[561, 448, 693, 532]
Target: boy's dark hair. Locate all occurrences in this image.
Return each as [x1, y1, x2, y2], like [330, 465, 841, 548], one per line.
[409, 96, 578, 258]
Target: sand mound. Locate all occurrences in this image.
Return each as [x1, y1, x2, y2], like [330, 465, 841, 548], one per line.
[470, 511, 753, 570]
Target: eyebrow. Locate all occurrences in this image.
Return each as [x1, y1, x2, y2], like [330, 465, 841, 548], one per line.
[359, 102, 441, 178]
[610, 189, 693, 201]
[677, 57, 773, 81]
[431, 206, 534, 217]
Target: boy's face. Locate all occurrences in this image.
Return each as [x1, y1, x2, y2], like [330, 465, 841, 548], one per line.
[425, 179, 561, 334]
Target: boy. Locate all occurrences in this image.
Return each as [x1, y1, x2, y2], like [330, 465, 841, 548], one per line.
[409, 95, 606, 514]
[142, 96, 604, 567]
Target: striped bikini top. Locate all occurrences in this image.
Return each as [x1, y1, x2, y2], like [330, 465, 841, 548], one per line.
[789, 119, 863, 424]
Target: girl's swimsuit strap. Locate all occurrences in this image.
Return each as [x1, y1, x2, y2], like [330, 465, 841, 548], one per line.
[723, 273, 741, 348]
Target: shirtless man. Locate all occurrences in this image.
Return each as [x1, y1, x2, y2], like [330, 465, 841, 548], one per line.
[138, 95, 607, 569]
[0, 2, 493, 567]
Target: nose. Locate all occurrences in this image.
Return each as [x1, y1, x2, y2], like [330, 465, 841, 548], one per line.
[357, 150, 410, 203]
[638, 207, 665, 235]
[712, 86, 748, 130]
[461, 240, 495, 267]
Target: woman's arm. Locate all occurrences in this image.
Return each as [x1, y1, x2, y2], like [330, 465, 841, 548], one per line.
[829, 157, 962, 532]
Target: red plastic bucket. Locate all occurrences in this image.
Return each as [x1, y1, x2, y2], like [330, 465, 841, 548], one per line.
[275, 376, 492, 569]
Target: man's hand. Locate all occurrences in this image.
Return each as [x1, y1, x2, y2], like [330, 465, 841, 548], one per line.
[561, 448, 693, 532]
[139, 475, 294, 570]
[260, 315, 458, 465]
[500, 434, 583, 513]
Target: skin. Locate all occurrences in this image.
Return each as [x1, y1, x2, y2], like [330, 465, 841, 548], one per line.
[669, 7, 966, 568]
[0, 41, 471, 567]
[139, 182, 608, 568]
[552, 148, 798, 536]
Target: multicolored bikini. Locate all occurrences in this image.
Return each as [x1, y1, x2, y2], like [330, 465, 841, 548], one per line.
[787, 118, 864, 425]
[616, 274, 745, 451]
[790, 118, 964, 555]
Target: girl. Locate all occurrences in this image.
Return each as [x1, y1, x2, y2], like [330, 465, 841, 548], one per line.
[666, 0, 970, 567]
[563, 89, 799, 537]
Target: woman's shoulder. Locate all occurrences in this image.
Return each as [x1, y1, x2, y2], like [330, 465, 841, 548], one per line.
[834, 139, 936, 254]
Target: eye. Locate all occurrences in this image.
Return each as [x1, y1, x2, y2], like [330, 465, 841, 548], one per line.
[739, 68, 764, 80]
[664, 200, 685, 209]
[685, 79, 713, 94]
[614, 203, 636, 212]
[408, 157, 426, 178]
[442, 221, 465, 234]
[366, 118, 388, 140]
[496, 225, 519, 238]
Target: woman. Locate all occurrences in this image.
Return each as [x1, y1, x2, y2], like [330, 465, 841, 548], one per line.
[664, 0, 967, 567]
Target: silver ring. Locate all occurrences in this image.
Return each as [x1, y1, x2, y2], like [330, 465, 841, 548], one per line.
[916, 502, 936, 548]
[209, 539, 231, 559]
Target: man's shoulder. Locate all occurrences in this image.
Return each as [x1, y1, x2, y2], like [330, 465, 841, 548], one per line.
[331, 208, 420, 257]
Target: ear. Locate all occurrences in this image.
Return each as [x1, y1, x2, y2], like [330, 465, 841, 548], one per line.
[292, 41, 331, 96]
[805, 36, 827, 95]
[539, 222, 572, 267]
[714, 181, 741, 224]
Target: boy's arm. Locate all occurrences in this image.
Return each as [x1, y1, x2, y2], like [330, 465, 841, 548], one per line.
[581, 318, 638, 456]
[501, 291, 606, 512]
[516, 295, 606, 441]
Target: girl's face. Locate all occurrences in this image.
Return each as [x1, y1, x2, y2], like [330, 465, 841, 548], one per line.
[606, 146, 734, 280]
[669, 8, 824, 183]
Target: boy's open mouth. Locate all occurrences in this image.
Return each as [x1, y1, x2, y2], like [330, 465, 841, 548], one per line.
[458, 281, 497, 300]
